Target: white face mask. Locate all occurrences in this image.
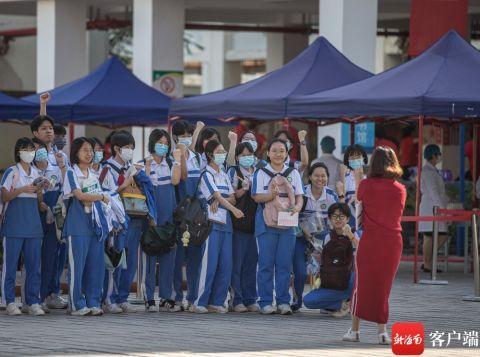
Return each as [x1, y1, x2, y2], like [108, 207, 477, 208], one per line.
[19, 150, 35, 164]
[120, 147, 134, 162]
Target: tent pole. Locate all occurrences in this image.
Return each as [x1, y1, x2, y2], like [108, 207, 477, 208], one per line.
[350, 122, 355, 145]
[414, 115, 424, 284]
[458, 124, 466, 256]
[473, 124, 478, 207]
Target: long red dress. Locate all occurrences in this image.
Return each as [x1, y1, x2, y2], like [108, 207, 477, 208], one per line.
[351, 177, 406, 324]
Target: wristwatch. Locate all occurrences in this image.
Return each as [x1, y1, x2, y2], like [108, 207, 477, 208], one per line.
[300, 140, 307, 146]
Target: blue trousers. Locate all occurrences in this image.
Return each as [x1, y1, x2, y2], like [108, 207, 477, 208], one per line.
[55, 242, 67, 292]
[256, 230, 296, 308]
[142, 246, 176, 301]
[231, 230, 258, 307]
[102, 232, 126, 305]
[116, 219, 144, 304]
[292, 236, 307, 308]
[173, 237, 203, 304]
[303, 273, 355, 310]
[40, 228, 65, 300]
[173, 238, 185, 302]
[194, 230, 232, 307]
[67, 235, 105, 310]
[1, 237, 41, 305]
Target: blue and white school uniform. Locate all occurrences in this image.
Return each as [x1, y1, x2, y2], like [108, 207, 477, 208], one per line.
[251, 163, 304, 308]
[344, 171, 357, 227]
[194, 165, 234, 308]
[200, 152, 208, 170]
[174, 150, 202, 304]
[37, 161, 65, 301]
[142, 158, 178, 303]
[292, 185, 337, 309]
[227, 165, 258, 308]
[1, 164, 43, 306]
[100, 157, 141, 305]
[63, 165, 106, 311]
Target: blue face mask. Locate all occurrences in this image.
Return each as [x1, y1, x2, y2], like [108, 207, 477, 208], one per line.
[239, 155, 255, 168]
[35, 148, 48, 162]
[213, 153, 227, 166]
[155, 143, 169, 157]
[349, 158, 364, 170]
[93, 151, 103, 164]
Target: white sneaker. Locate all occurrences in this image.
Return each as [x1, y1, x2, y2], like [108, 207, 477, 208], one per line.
[27, 304, 46, 316]
[45, 294, 68, 309]
[103, 303, 123, 314]
[246, 303, 260, 312]
[90, 307, 104, 316]
[145, 301, 158, 313]
[233, 304, 248, 313]
[21, 304, 29, 314]
[342, 328, 360, 342]
[70, 307, 91, 316]
[332, 301, 350, 318]
[277, 304, 292, 315]
[191, 305, 208, 314]
[159, 299, 182, 312]
[119, 302, 137, 313]
[207, 305, 228, 313]
[6, 303, 21, 316]
[260, 305, 276, 315]
[40, 303, 51, 314]
[378, 332, 391, 345]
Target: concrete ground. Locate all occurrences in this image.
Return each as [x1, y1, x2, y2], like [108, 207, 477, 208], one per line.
[0, 262, 479, 357]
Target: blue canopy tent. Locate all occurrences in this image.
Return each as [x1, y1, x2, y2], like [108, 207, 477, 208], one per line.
[289, 30, 480, 284]
[288, 30, 480, 119]
[0, 92, 37, 122]
[170, 36, 372, 122]
[23, 57, 171, 127]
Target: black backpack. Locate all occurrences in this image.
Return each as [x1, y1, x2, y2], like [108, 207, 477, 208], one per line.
[173, 171, 212, 246]
[140, 222, 177, 256]
[320, 230, 353, 290]
[230, 166, 257, 233]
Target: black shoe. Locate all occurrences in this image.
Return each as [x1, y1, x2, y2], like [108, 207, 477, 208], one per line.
[421, 264, 443, 273]
[291, 304, 301, 313]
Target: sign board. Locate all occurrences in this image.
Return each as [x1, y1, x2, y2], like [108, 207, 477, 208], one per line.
[341, 122, 375, 153]
[153, 70, 183, 98]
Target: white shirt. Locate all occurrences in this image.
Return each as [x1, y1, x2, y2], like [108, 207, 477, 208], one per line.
[63, 165, 99, 198]
[312, 154, 343, 189]
[251, 163, 304, 196]
[149, 158, 173, 186]
[1, 164, 40, 198]
[101, 158, 129, 192]
[303, 184, 338, 218]
[227, 165, 254, 190]
[419, 161, 448, 232]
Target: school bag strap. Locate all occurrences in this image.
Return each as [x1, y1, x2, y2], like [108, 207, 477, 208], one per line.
[194, 151, 201, 167]
[234, 166, 244, 190]
[99, 166, 110, 186]
[260, 166, 295, 180]
[193, 170, 215, 199]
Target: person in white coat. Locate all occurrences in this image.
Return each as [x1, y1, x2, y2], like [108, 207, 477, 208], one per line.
[419, 144, 449, 273]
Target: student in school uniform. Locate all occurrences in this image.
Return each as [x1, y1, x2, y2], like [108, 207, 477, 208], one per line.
[1, 138, 45, 316]
[62, 137, 111, 316]
[227, 142, 259, 313]
[195, 128, 221, 170]
[273, 130, 309, 174]
[53, 124, 67, 151]
[142, 129, 182, 312]
[251, 139, 304, 315]
[191, 140, 244, 314]
[99, 130, 143, 314]
[31, 138, 67, 311]
[292, 162, 338, 312]
[90, 137, 105, 176]
[171, 120, 203, 308]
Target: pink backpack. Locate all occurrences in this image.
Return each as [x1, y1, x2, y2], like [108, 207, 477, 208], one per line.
[261, 167, 296, 228]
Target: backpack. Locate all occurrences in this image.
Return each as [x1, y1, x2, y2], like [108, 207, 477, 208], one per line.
[320, 230, 353, 291]
[230, 166, 257, 233]
[140, 222, 177, 256]
[173, 171, 212, 246]
[261, 167, 296, 229]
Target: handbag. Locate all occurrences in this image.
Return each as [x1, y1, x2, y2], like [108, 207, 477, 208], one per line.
[140, 223, 176, 256]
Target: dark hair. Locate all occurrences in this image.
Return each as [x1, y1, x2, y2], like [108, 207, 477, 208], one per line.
[343, 144, 368, 169]
[53, 124, 66, 136]
[70, 137, 94, 164]
[424, 144, 441, 161]
[148, 129, 171, 155]
[402, 125, 415, 138]
[327, 202, 351, 218]
[239, 130, 257, 142]
[235, 142, 254, 162]
[32, 137, 47, 149]
[273, 130, 293, 144]
[111, 130, 135, 156]
[30, 115, 54, 134]
[14, 137, 35, 163]
[91, 137, 104, 149]
[266, 139, 288, 163]
[368, 146, 403, 179]
[195, 128, 220, 154]
[105, 130, 117, 144]
[172, 120, 194, 138]
[308, 162, 330, 179]
[204, 139, 222, 163]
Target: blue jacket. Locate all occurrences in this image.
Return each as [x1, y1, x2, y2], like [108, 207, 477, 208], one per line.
[134, 170, 157, 225]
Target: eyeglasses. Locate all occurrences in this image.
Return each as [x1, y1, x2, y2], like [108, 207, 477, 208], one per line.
[80, 149, 94, 154]
[331, 214, 347, 221]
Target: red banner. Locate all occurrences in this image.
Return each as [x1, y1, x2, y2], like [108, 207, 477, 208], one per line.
[409, 0, 468, 56]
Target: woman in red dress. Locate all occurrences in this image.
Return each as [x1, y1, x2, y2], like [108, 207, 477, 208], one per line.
[343, 146, 406, 345]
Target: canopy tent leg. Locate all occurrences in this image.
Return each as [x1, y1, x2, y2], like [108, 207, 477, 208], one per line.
[473, 124, 478, 207]
[350, 122, 355, 145]
[458, 124, 466, 256]
[414, 115, 424, 283]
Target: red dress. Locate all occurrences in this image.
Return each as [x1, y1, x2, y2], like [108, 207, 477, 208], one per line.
[351, 178, 406, 324]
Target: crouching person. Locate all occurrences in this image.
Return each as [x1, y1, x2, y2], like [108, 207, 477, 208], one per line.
[303, 203, 359, 318]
